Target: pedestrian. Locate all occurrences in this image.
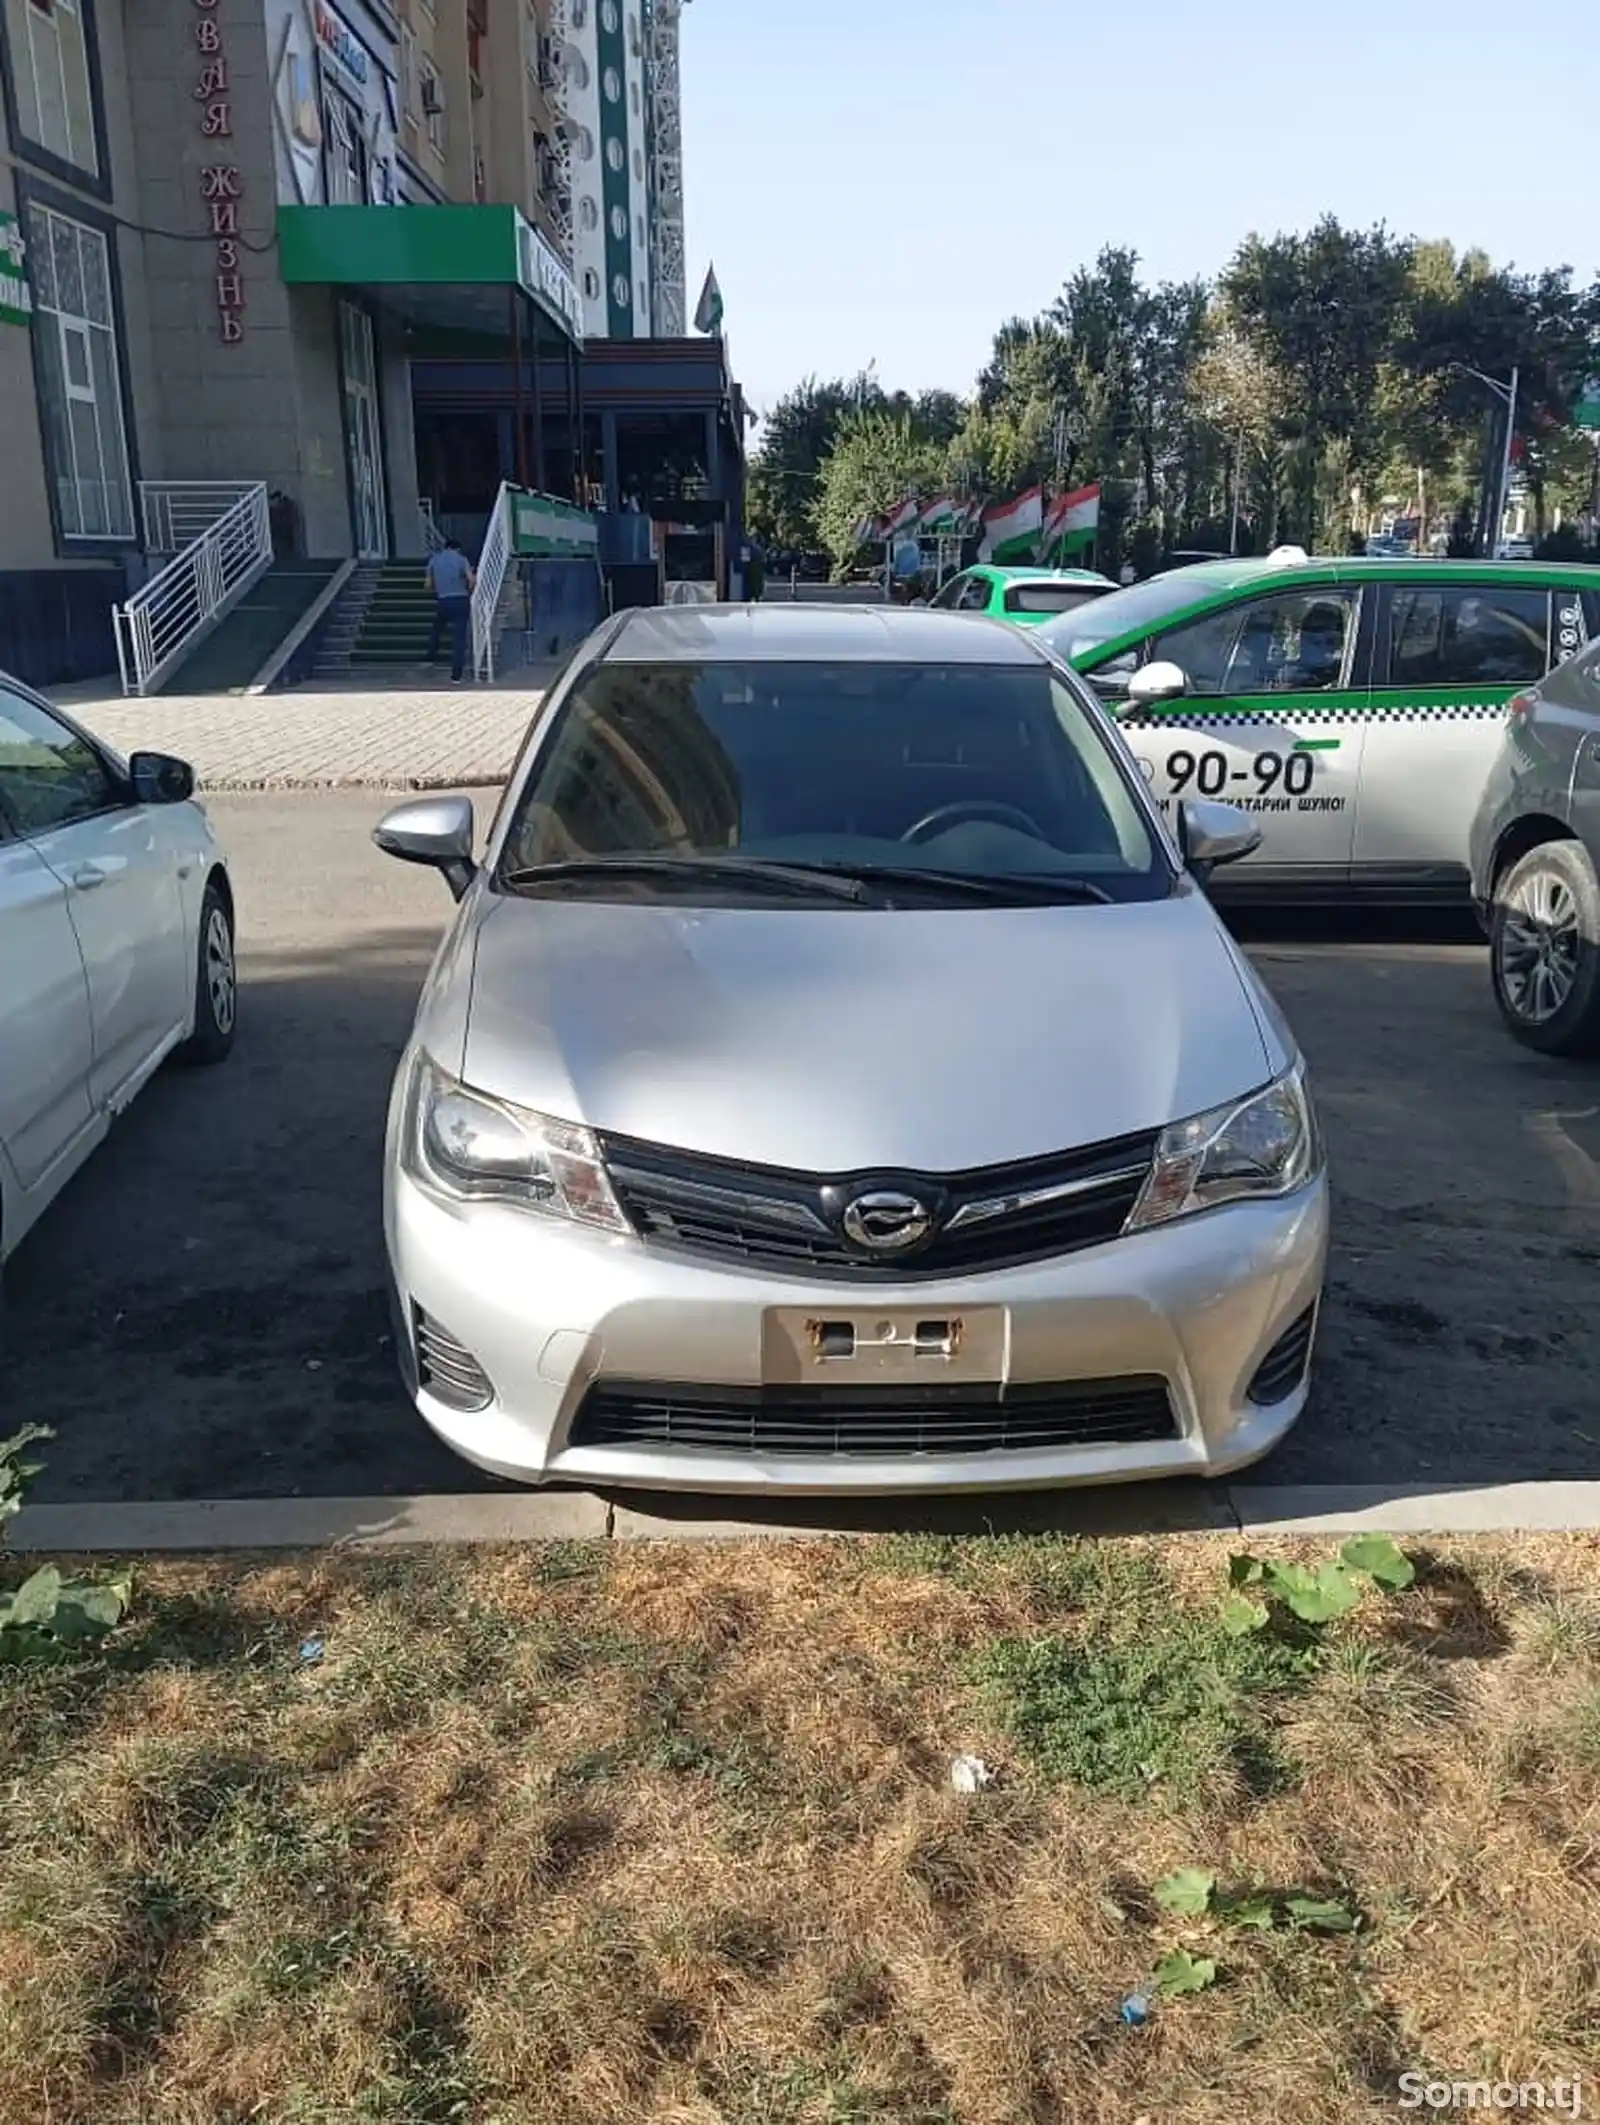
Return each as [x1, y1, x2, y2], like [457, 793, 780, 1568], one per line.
[425, 538, 476, 683]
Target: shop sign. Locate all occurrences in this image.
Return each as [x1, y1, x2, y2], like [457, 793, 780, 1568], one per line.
[192, 0, 246, 341]
[517, 215, 583, 340]
[314, 1, 370, 86]
[0, 211, 33, 329]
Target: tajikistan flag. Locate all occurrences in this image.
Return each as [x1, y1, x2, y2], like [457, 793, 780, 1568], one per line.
[1043, 481, 1101, 557]
[981, 485, 1045, 563]
[916, 497, 958, 534]
[881, 498, 920, 539]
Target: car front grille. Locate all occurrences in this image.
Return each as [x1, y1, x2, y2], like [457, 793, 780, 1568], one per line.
[1246, 1305, 1317, 1407]
[569, 1377, 1178, 1457]
[600, 1127, 1158, 1279]
[413, 1306, 495, 1412]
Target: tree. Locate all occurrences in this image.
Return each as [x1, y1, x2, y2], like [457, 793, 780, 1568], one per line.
[1222, 218, 1415, 543]
[813, 411, 943, 573]
[747, 370, 883, 549]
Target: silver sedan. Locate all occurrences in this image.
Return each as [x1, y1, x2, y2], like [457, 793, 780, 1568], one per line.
[374, 604, 1328, 1495]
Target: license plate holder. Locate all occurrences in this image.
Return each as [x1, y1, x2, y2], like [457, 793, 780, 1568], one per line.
[761, 1305, 1008, 1386]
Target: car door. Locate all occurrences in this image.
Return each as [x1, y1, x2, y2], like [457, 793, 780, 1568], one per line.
[1356, 579, 1556, 888]
[0, 802, 95, 1197]
[1124, 583, 1368, 883]
[0, 686, 192, 1113]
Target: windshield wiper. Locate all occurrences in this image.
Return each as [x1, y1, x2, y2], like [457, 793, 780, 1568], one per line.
[500, 855, 871, 902]
[803, 864, 1114, 905]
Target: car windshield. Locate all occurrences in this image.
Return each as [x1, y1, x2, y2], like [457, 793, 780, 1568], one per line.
[1036, 570, 1249, 661]
[498, 659, 1170, 905]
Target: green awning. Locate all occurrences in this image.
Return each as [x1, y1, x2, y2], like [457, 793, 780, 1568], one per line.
[276, 204, 584, 346]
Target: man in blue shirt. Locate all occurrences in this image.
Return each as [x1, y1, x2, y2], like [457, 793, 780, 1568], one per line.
[425, 539, 477, 682]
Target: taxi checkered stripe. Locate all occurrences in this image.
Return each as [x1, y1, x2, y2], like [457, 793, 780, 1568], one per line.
[1122, 702, 1509, 729]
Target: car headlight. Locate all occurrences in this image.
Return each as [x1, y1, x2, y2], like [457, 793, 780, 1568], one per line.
[402, 1056, 626, 1230]
[1126, 1064, 1321, 1231]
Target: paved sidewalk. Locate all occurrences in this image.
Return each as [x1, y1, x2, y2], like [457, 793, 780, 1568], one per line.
[49, 677, 555, 789]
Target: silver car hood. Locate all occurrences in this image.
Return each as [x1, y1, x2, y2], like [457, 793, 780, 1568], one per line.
[450, 888, 1282, 1172]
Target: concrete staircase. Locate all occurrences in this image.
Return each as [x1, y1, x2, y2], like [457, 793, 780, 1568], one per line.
[349, 562, 441, 670]
[310, 563, 382, 680]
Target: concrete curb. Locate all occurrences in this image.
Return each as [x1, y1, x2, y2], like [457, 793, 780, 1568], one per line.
[11, 1482, 1600, 1553]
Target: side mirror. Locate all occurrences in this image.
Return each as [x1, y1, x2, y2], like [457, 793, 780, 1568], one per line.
[373, 795, 476, 901]
[1126, 660, 1190, 710]
[129, 751, 195, 805]
[1179, 798, 1262, 876]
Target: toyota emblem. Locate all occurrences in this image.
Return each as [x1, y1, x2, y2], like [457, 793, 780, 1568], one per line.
[841, 1190, 933, 1253]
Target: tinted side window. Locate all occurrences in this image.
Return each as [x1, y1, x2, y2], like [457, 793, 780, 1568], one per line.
[0, 690, 119, 836]
[958, 575, 992, 612]
[1149, 604, 1244, 693]
[930, 573, 969, 610]
[1385, 586, 1549, 687]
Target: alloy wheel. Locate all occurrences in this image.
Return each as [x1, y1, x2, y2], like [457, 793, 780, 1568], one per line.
[1498, 867, 1580, 1025]
[206, 906, 237, 1035]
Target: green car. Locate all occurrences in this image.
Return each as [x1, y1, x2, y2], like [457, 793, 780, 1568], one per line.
[1036, 550, 1600, 900]
[930, 564, 1118, 626]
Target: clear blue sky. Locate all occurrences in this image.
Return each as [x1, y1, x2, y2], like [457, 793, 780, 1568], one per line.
[678, 0, 1595, 425]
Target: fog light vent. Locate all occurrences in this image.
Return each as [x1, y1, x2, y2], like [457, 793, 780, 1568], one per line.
[413, 1306, 494, 1412]
[1246, 1305, 1317, 1408]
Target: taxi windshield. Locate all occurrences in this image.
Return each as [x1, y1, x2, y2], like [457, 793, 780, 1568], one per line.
[1038, 570, 1247, 661]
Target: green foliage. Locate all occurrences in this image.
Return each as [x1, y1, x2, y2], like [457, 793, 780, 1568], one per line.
[1223, 1538, 1415, 1634]
[0, 1426, 134, 1660]
[974, 1602, 1311, 1799]
[1153, 1869, 1361, 1936]
[813, 410, 944, 572]
[1154, 1949, 1216, 1997]
[787, 220, 1600, 564]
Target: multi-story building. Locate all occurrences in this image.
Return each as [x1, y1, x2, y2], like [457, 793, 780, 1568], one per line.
[0, 0, 735, 689]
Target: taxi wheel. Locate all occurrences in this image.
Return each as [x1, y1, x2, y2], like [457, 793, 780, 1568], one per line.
[1489, 840, 1600, 1057]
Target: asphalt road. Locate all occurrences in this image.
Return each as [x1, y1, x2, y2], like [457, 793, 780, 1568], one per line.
[7, 790, 1599, 1505]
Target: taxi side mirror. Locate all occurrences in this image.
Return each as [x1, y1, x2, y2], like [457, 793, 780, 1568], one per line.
[1126, 660, 1190, 710]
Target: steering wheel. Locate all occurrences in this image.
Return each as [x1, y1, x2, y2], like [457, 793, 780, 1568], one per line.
[901, 799, 1048, 845]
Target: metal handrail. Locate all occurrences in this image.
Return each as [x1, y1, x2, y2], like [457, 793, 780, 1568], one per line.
[113, 483, 271, 696]
[139, 480, 260, 554]
[470, 481, 514, 681]
[418, 499, 447, 554]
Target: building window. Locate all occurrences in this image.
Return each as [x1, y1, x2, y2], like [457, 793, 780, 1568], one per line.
[326, 92, 366, 203]
[628, 10, 640, 55]
[602, 64, 620, 102]
[629, 77, 639, 114]
[632, 145, 642, 179]
[419, 57, 445, 153]
[635, 211, 644, 247]
[578, 194, 598, 230]
[569, 121, 593, 161]
[4, 0, 99, 177]
[569, 0, 585, 22]
[582, 267, 600, 300]
[611, 271, 629, 310]
[26, 202, 133, 541]
[600, 0, 617, 29]
[400, 24, 417, 116]
[605, 134, 623, 171]
[564, 48, 587, 90]
[609, 203, 626, 239]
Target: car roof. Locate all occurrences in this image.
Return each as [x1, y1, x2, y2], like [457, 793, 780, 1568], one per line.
[977, 565, 1114, 585]
[607, 602, 1045, 665]
[1135, 554, 1600, 594]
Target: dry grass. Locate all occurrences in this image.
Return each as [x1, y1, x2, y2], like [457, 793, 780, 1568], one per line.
[2, 1532, 1599, 2124]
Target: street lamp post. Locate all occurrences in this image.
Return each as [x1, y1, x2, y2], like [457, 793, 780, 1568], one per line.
[1452, 362, 1520, 556]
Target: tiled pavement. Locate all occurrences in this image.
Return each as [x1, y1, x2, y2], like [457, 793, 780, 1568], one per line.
[47, 675, 559, 790]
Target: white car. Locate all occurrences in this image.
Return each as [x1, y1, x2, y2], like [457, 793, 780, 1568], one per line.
[0, 676, 235, 1268]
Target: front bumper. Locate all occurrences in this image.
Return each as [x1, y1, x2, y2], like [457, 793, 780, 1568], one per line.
[385, 1161, 1330, 1495]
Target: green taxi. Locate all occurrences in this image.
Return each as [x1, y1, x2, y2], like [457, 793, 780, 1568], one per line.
[930, 564, 1118, 626]
[1036, 550, 1600, 900]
